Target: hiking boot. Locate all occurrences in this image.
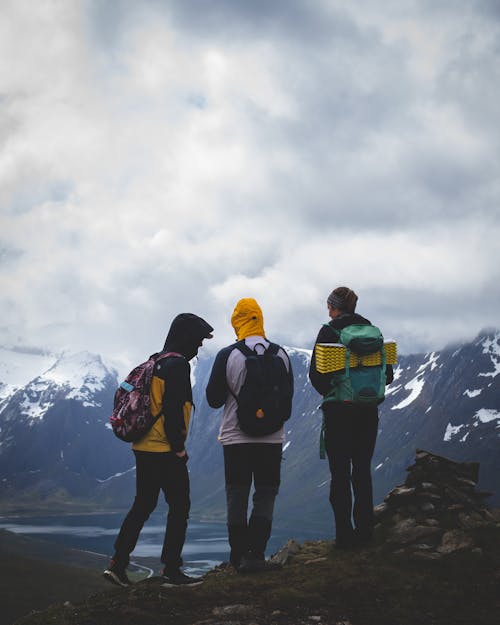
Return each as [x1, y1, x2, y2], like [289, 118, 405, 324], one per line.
[237, 554, 282, 574]
[103, 561, 131, 587]
[334, 534, 358, 550]
[354, 528, 374, 547]
[334, 539, 356, 550]
[334, 528, 358, 550]
[161, 569, 204, 588]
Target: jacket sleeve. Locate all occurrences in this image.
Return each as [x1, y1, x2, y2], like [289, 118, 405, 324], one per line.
[206, 348, 231, 408]
[386, 364, 394, 385]
[157, 357, 192, 453]
[308, 325, 338, 397]
[279, 347, 294, 399]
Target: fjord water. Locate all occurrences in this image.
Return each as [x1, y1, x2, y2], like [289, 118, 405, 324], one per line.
[0, 512, 328, 576]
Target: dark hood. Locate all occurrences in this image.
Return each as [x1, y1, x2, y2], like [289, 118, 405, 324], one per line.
[329, 312, 371, 330]
[163, 313, 214, 360]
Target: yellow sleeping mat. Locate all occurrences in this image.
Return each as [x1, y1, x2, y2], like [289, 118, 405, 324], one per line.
[315, 341, 397, 374]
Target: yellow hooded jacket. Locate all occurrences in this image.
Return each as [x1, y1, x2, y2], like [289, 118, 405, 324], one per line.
[231, 298, 266, 340]
[132, 376, 192, 452]
[132, 313, 213, 453]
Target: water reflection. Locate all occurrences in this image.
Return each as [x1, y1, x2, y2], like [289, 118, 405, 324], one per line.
[0, 513, 327, 575]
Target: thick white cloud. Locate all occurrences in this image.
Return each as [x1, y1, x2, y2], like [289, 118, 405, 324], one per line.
[1, 0, 499, 366]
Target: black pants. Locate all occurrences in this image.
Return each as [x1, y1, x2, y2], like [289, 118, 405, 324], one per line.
[113, 450, 190, 573]
[323, 404, 378, 541]
[223, 443, 282, 566]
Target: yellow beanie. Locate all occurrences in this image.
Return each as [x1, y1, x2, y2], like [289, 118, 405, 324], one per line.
[231, 298, 266, 340]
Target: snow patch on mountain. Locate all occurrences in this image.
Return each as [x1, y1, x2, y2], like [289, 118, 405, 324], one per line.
[1, 351, 118, 423]
[389, 352, 440, 410]
[473, 408, 500, 424]
[392, 366, 402, 381]
[97, 465, 136, 483]
[190, 358, 198, 388]
[479, 332, 500, 378]
[444, 423, 465, 441]
[416, 352, 439, 373]
[391, 375, 425, 410]
[444, 407, 500, 443]
[285, 346, 312, 364]
[42, 351, 114, 392]
[464, 389, 482, 398]
[0, 348, 56, 400]
[385, 383, 401, 397]
[20, 386, 54, 422]
[385, 365, 403, 397]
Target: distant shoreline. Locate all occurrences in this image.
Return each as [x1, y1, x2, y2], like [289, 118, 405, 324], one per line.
[0, 507, 127, 520]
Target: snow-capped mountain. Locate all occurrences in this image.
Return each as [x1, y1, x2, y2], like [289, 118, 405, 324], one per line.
[0, 347, 56, 403]
[372, 329, 500, 505]
[0, 349, 131, 505]
[0, 331, 498, 529]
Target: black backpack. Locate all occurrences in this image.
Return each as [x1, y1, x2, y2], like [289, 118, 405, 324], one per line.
[231, 341, 293, 436]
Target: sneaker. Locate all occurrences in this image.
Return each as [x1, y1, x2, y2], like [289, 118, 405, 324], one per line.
[103, 560, 131, 587]
[161, 570, 204, 588]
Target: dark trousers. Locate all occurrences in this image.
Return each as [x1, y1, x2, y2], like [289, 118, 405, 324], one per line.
[323, 404, 378, 541]
[223, 443, 282, 566]
[113, 450, 190, 573]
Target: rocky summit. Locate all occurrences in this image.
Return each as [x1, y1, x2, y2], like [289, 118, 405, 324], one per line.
[12, 450, 500, 625]
[373, 449, 500, 559]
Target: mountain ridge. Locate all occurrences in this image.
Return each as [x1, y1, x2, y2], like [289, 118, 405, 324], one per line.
[0, 329, 499, 523]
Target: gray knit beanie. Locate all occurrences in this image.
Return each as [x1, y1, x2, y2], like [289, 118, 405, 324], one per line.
[327, 291, 346, 309]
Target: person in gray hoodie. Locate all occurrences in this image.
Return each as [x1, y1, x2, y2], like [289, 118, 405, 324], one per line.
[206, 298, 293, 572]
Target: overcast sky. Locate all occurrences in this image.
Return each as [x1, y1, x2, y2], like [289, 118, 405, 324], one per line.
[1, 0, 499, 368]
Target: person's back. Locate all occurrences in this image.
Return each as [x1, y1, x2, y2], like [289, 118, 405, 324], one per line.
[104, 313, 213, 587]
[309, 287, 393, 549]
[206, 298, 293, 572]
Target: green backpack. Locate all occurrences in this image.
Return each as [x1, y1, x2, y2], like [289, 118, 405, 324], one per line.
[322, 324, 387, 405]
[319, 324, 387, 458]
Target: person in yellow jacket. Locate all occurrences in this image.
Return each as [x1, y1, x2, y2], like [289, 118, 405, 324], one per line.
[206, 298, 293, 572]
[104, 313, 213, 588]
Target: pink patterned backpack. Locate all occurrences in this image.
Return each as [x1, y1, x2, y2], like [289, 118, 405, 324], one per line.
[109, 352, 183, 442]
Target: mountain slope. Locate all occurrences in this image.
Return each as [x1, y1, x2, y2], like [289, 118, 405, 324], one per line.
[373, 329, 500, 503]
[0, 529, 108, 625]
[0, 330, 498, 525]
[0, 350, 131, 511]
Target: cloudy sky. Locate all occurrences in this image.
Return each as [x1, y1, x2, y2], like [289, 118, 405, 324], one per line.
[1, 0, 499, 368]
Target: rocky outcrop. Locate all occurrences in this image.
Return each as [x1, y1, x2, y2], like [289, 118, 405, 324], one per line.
[374, 449, 499, 558]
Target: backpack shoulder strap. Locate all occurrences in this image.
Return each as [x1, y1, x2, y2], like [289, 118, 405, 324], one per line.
[265, 342, 280, 355]
[149, 351, 184, 360]
[151, 352, 185, 376]
[235, 340, 280, 357]
[322, 323, 341, 342]
[154, 351, 184, 363]
[234, 340, 255, 358]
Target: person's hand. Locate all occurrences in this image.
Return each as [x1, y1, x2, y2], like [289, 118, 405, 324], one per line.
[176, 450, 187, 458]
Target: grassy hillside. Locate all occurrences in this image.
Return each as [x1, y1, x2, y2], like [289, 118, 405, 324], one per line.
[11, 526, 500, 625]
[0, 529, 121, 625]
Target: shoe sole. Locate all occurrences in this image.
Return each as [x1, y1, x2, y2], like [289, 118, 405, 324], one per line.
[237, 559, 282, 574]
[161, 580, 204, 588]
[103, 570, 130, 587]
